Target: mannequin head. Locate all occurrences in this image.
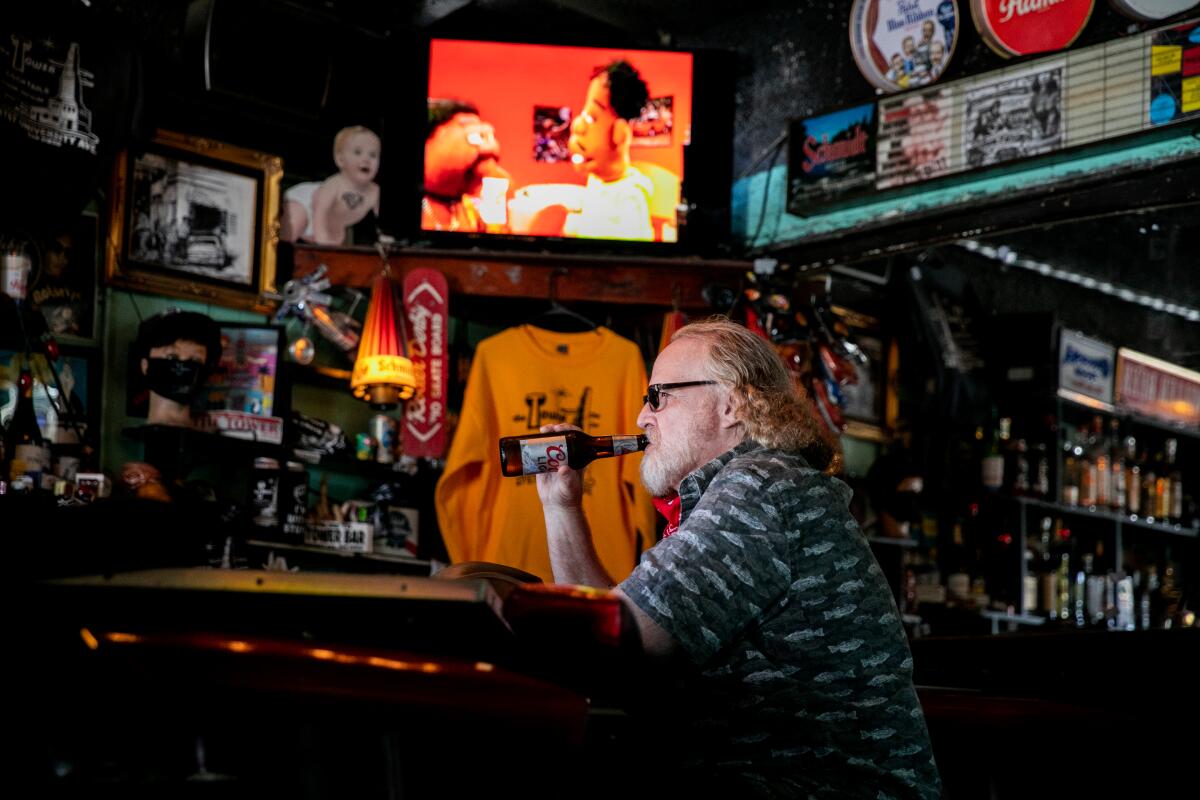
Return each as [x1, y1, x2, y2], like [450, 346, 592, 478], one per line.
[135, 310, 222, 427]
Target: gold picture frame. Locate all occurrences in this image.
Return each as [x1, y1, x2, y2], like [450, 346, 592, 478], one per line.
[105, 129, 281, 312]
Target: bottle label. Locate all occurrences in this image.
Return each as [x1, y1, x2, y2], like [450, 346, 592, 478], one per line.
[519, 435, 568, 475]
[981, 455, 1004, 489]
[612, 435, 640, 455]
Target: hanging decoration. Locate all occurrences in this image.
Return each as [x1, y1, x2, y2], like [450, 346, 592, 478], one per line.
[401, 267, 450, 458]
[270, 263, 362, 364]
[350, 262, 416, 408]
[736, 266, 869, 439]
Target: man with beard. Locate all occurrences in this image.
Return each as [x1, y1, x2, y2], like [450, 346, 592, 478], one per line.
[422, 100, 511, 232]
[535, 319, 940, 799]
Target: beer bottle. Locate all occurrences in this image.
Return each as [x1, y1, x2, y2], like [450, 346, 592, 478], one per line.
[499, 431, 649, 477]
[6, 366, 50, 488]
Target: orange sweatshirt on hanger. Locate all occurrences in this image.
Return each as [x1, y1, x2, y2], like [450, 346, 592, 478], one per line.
[436, 325, 656, 583]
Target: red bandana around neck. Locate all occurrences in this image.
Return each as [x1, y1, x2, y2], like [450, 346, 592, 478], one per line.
[653, 492, 682, 539]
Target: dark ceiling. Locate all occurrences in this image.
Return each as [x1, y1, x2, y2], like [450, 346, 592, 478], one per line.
[270, 0, 752, 39]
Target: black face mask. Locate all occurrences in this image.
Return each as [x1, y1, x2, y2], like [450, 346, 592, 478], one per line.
[144, 357, 206, 405]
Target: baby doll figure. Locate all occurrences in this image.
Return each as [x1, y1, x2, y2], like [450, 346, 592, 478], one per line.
[282, 126, 382, 246]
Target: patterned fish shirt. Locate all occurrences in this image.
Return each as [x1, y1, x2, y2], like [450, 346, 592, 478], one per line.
[620, 441, 941, 799]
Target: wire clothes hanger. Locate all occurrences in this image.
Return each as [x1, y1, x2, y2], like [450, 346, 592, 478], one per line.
[525, 267, 600, 333]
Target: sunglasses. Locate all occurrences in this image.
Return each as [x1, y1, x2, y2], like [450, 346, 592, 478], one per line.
[643, 381, 718, 411]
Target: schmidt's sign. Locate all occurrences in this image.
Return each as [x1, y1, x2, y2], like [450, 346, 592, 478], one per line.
[787, 103, 878, 213]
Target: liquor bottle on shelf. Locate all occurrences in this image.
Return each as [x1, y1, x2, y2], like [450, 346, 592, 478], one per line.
[1125, 437, 1142, 516]
[1063, 452, 1080, 507]
[1110, 420, 1126, 514]
[1141, 452, 1160, 522]
[1090, 416, 1111, 509]
[1032, 441, 1050, 499]
[1084, 551, 1106, 627]
[1078, 424, 1097, 508]
[499, 431, 648, 477]
[1164, 439, 1183, 524]
[1154, 446, 1172, 522]
[945, 520, 971, 603]
[1056, 542, 1072, 622]
[1073, 551, 1089, 628]
[1160, 553, 1182, 627]
[5, 367, 50, 492]
[980, 423, 1004, 492]
[0, 416, 8, 495]
[1115, 573, 1136, 631]
[1011, 436, 1031, 496]
[1038, 516, 1057, 618]
[1138, 565, 1159, 630]
[1022, 543, 1038, 616]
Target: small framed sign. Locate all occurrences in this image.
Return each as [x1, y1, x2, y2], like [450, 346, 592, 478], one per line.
[1058, 328, 1115, 405]
[787, 103, 877, 213]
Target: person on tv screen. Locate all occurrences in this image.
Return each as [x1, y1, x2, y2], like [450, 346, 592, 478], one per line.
[562, 60, 655, 242]
[422, 100, 511, 233]
[281, 125, 381, 246]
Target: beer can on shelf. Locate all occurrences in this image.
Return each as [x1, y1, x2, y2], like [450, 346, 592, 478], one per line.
[355, 433, 375, 461]
[370, 414, 398, 464]
[279, 461, 309, 543]
[250, 457, 281, 532]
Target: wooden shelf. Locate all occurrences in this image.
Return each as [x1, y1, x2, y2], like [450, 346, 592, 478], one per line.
[1014, 495, 1198, 538]
[242, 538, 430, 574]
[287, 242, 748, 310]
[1056, 391, 1200, 441]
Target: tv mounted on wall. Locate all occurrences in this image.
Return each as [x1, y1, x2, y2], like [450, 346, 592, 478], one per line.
[420, 38, 700, 249]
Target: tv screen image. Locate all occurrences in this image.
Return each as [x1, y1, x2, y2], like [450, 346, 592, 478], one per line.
[424, 39, 693, 244]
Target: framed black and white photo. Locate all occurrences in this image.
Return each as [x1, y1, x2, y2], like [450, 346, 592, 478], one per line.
[106, 130, 281, 311]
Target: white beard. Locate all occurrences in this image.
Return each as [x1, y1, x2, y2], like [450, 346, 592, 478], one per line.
[640, 419, 717, 497]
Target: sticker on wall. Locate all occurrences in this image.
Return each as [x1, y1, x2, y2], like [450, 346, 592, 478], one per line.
[970, 0, 1095, 58]
[962, 63, 1066, 168]
[1148, 20, 1200, 125]
[876, 86, 956, 188]
[1109, 0, 1199, 21]
[850, 0, 961, 93]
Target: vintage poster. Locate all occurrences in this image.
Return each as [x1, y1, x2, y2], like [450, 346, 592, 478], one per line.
[786, 103, 877, 212]
[850, 0, 960, 92]
[1148, 21, 1200, 126]
[876, 87, 956, 189]
[963, 65, 1065, 169]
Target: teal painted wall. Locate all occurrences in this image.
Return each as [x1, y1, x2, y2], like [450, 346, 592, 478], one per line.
[732, 127, 1200, 251]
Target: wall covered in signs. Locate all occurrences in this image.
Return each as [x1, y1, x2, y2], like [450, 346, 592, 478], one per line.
[678, 0, 1196, 245]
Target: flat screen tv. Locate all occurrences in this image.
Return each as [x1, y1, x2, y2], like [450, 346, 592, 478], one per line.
[421, 38, 696, 248]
